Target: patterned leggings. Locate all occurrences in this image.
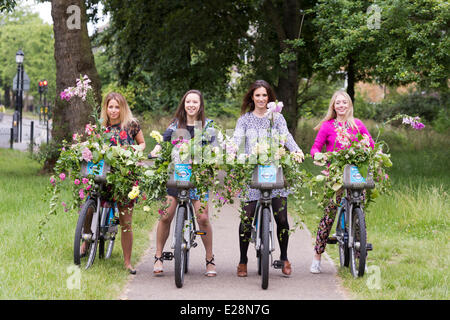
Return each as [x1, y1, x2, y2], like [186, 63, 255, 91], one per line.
[314, 193, 343, 255]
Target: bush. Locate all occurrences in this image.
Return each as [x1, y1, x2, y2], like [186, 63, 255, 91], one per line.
[373, 92, 446, 123]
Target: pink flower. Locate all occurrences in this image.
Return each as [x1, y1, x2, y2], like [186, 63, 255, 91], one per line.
[59, 173, 66, 181]
[82, 178, 89, 184]
[158, 209, 165, 216]
[81, 147, 93, 162]
[79, 189, 85, 200]
[50, 177, 55, 185]
[62, 202, 66, 207]
[74, 179, 80, 185]
[86, 185, 92, 191]
[72, 133, 78, 141]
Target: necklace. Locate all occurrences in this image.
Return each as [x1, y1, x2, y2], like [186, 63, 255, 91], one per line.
[333, 119, 350, 130]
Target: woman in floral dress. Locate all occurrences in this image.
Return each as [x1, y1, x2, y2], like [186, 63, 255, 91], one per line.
[101, 92, 145, 274]
[233, 80, 304, 277]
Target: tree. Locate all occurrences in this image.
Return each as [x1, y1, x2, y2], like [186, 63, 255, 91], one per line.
[46, 0, 101, 169]
[240, 0, 319, 137]
[313, 0, 449, 103]
[0, 6, 56, 108]
[101, 0, 253, 107]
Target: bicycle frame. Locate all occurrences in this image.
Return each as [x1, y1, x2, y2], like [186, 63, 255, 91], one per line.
[252, 195, 276, 255]
[170, 189, 198, 250]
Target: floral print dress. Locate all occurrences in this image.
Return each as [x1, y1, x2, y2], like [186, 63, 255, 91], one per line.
[233, 112, 302, 202]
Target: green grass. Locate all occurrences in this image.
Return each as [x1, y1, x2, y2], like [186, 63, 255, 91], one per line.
[293, 122, 450, 300]
[0, 149, 158, 299]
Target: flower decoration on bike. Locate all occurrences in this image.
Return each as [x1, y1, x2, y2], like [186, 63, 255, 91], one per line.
[42, 76, 154, 235]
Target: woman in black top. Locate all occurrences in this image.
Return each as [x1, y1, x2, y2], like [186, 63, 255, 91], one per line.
[149, 89, 217, 277]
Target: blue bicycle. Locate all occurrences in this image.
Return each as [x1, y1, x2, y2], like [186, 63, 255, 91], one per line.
[74, 160, 120, 269]
[329, 164, 374, 277]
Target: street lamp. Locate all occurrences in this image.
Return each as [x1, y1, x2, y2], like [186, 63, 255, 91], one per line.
[13, 49, 24, 142]
[16, 49, 24, 64]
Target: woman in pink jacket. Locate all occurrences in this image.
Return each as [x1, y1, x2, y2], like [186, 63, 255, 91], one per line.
[309, 90, 374, 274]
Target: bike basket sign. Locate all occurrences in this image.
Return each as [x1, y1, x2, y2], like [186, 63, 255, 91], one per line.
[258, 165, 277, 183]
[86, 160, 105, 176]
[349, 165, 366, 183]
[174, 164, 192, 182]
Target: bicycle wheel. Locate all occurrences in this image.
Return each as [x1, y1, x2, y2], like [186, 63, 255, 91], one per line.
[174, 206, 187, 288]
[350, 207, 367, 277]
[261, 207, 270, 290]
[74, 198, 99, 269]
[337, 208, 349, 267]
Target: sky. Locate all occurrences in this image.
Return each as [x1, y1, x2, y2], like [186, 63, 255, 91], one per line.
[23, 0, 110, 36]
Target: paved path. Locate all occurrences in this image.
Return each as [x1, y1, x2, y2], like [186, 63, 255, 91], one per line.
[119, 199, 348, 300]
[0, 113, 51, 151]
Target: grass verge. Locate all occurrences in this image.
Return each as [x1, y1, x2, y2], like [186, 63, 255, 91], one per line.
[0, 149, 158, 299]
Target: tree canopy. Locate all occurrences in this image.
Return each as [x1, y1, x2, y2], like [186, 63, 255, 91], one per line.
[0, 5, 56, 105]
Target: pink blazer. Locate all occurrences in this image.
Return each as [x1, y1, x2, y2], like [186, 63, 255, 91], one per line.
[310, 118, 375, 158]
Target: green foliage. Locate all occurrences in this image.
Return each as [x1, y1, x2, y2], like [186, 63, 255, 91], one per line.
[100, 0, 253, 104]
[313, 0, 450, 91]
[0, 5, 56, 105]
[371, 92, 448, 124]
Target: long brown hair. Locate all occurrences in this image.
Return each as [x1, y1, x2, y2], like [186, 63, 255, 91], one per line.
[101, 92, 135, 130]
[171, 89, 206, 128]
[241, 80, 277, 115]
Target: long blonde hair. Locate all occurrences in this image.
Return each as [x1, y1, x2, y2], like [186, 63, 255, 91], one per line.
[314, 90, 357, 131]
[101, 92, 135, 130]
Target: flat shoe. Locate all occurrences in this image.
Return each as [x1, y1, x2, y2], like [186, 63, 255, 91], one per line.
[127, 267, 137, 275]
[282, 260, 292, 276]
[237, 263, 247, 277]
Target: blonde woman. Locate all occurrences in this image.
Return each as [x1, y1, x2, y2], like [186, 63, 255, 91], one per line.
[309, 90, 374, 274]
[101, 92, 145, 274]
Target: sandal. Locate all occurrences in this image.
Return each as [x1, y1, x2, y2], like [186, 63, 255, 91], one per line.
[153, 256, 164, 275]
[205, 255, 217, 277]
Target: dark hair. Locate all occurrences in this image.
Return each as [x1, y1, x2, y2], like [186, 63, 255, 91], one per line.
[171, 89, 206, 128]
[241, 80, 277, 115]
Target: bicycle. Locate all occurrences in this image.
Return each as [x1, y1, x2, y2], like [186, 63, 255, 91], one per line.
[249, 163, 286, 289]
[327, 164, 374, 277]
[73, 160, 120, 270]
[161, 163, 206, 288]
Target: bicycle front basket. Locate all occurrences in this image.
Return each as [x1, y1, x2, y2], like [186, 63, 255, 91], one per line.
[80, 160, 111, 183]
[166, 163, 194, 189]
[342, 164, 375, 190]
[250, 164, 286, 190]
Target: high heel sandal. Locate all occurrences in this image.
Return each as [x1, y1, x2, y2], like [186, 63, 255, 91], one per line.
[153, 256, 164, 275]
[204, 255, 217, 277]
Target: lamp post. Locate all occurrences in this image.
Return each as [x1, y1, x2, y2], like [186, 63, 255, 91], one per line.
[13, 49, 24, 142]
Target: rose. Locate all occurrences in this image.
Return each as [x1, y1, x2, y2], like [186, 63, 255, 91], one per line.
[74, 179, 80, 185]
[81, 147, 93, 162]
[59, 173, 66, 181]
[82, 178, 89, 184]
[119, 130, 127, 140]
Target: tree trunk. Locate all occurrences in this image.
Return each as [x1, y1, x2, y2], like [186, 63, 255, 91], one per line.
[264, 0, 301, 138]
[347, 56, 355, 103]
[44, 0, 101, 171]
[277, 60, 299, 138]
